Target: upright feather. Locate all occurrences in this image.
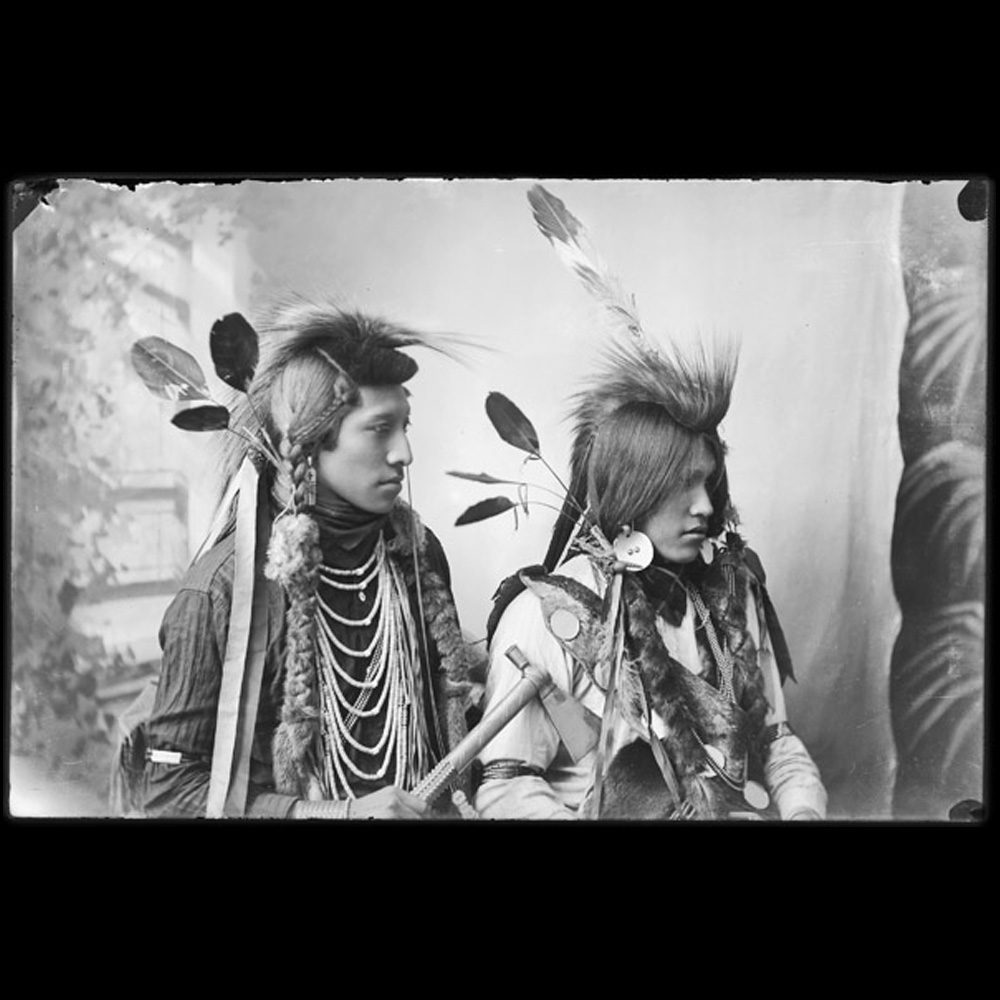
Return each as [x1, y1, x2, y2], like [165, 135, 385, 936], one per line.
[527, 184, 646, 344]
[526, 184, 740, 510]
[210, 313, 260, 393]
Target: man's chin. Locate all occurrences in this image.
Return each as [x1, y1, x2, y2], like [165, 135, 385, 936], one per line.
[656, 541, 703, 564]
[364, 496, 399, 515]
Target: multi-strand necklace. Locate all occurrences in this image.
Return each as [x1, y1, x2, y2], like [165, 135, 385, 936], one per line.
[687, 585, 736, 704]
[315, 536, 432, 799]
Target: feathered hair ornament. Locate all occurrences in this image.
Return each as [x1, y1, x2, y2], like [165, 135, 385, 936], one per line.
[527, 184, 739, 565]
[528, 184, 737, 452]
[130, 295, 473, 458]
[251, 294, 474, 387]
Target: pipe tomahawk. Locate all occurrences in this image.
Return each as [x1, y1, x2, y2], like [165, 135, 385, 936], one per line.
[411, 645, 552, 804]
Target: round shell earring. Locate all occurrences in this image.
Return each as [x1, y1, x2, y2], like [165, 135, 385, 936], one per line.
[612, 525, 653, 571]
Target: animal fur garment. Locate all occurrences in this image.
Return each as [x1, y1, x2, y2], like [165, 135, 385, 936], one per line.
[524, 549, 776, 819]
[387, 505, 475, 801]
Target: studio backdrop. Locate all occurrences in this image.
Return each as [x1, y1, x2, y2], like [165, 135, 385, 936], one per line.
[10, 177, 986, 820]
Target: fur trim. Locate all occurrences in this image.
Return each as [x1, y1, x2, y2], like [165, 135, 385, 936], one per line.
[526, 554, 772, 819]
[388, 503, 473, 799]
[255, 295, 470, 382]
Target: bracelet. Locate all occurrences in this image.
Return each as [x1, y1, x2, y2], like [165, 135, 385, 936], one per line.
[759, 721, 795, 748]
[480, 759, 546, 783]
[294, 797, 354, 820]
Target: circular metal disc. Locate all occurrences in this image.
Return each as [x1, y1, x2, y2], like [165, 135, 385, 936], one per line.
[743, 780, 770, 811]
[613, 530, 654, 571]
[549, 608, 581, 641]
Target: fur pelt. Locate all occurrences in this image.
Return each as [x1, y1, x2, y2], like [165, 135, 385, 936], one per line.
[526, 552, 773, 819]
[386, 503, 474, 801]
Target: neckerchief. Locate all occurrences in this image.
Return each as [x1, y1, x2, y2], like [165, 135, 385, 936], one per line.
[311, 492, 388, 553]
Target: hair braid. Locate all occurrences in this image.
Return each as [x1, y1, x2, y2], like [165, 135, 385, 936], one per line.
[266, 436, 325, 798]
[287, 438, 316, 512]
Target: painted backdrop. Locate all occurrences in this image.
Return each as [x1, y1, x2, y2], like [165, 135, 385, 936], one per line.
[14, 177, 983, 819]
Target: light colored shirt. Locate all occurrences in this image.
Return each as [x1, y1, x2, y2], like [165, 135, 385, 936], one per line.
[474, 554, 827, 820]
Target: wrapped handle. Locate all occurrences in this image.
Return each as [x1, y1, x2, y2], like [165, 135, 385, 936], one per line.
[412, 645, 549, 803]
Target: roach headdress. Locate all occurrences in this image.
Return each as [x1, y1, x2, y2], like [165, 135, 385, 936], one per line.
[252, 293, 471, 387]
[526, 184, 739, 567]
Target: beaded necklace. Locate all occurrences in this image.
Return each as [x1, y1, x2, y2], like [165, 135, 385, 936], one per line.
[315, 536, 434, 799]
[687, 585, 736, 704]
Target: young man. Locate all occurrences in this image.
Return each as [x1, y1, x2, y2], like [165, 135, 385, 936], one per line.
[471, 186, 827, 821]
[474, 339, 827, 821]
[121, 298, 474, 819]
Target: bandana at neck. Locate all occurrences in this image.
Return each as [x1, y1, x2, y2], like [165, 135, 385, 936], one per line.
[310, 492, 389, 553]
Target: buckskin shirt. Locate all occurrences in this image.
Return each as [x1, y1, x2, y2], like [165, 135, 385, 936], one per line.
[475, 553, 828, 821]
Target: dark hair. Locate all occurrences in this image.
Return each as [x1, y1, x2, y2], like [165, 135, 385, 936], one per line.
[213, 307, 418, 509]
[586, 401, 730, 541]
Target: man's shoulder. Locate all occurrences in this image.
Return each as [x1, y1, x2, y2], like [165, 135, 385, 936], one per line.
[176, 531, 237, 599]
[387, 503, 451, 577]
[485, 554, 603, 645]
[550, 553, 603, 590]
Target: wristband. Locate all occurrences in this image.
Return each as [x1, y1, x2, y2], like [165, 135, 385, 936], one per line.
[294, 797, 353, 820]
[760, 721, 795, 747]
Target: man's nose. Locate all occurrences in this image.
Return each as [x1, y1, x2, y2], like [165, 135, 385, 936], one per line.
[388, 430, 413, 468]
[689, 485, 713, 519]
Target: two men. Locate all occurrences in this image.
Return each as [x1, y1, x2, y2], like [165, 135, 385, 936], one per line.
[127, 190, 826, 821]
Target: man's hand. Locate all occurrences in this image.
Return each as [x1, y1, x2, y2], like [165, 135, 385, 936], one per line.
[291, 785, 429, 820]
[787, 808, 824, 821]
[351, 786, 429, 820]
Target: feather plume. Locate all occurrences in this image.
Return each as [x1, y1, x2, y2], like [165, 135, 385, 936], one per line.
[131, 336, 212, 402]
[485, 391, 541, 455]
[527, 185, 739, 489]
[210, 312, 259, 393]
[454, 496, 516, 526]
[527, 185, 646, 343]
[171, 404, 230, 432]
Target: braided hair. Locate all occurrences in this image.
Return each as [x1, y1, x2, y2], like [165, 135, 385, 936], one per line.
[219, 296, 435, 798]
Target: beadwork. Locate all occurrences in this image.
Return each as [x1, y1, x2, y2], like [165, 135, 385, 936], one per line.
[315, 536, 434, 799]
[688, 586, 736, 704]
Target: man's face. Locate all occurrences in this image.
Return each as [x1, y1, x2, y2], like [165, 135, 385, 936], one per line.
[636, 444, 716, 564]
[316, 384, 412, 514]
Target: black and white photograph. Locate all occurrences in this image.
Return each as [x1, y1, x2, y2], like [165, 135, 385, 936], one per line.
[8, 175, 988, 823]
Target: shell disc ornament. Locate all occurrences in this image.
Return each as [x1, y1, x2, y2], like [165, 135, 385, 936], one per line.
[612, 528, 653, 572]
[549, 608, 581, 641]
[742, 780, 770, 811]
